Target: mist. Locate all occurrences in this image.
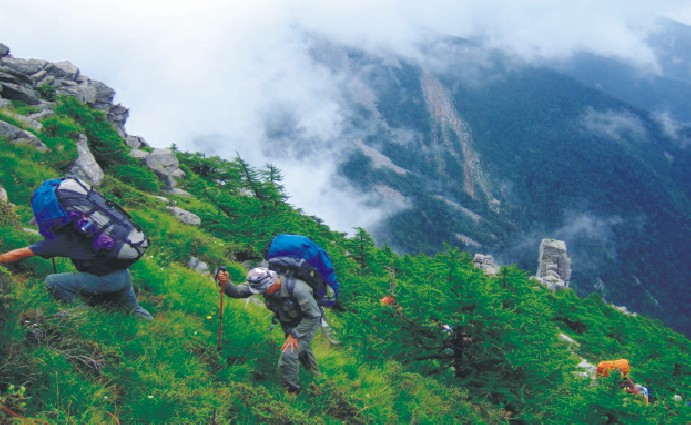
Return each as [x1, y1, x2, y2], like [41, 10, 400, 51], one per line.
[3, 0, 690, 233]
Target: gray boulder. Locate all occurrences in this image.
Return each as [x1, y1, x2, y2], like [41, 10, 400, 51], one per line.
[0, 44, 10, 58]
[105, 103, 128, 137]
[0, 120, 48, 151]
[0, 68, 32, 85]
[0, 57, 47, 75]
[46, 61, 79, 80]
[57, 80, 98, 105]
[0, 82, 39, 104]
[130, 148, 149, 159]
[167, 206, 201, 226]
[536, 238, 572, 290]
[145, 148, 187, 193]
[188, 256, 210, 275]
[473, 254, 499, 276]
[126, 135, 149, 149]
[65, 134, 104, 187]
[93, 81, 116, 105]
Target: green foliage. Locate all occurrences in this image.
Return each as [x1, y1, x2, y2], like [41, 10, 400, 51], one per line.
[112, 164, 162, 192]
[0, 98, 688, 423]
[35, 84, 57, 102]
[54, 96, 127, 169]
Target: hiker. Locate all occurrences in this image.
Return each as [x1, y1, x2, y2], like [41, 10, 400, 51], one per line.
[0, 177, 152, 320]
[620, 377, 638, 395]
[266, 234, 341, 345]
[634, 384, 650, 406]
[0, 228, 152, 320]
[217, 267, 322, 397]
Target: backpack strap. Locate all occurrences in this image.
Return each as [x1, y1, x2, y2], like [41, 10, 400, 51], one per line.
[281, 275, 296, 298]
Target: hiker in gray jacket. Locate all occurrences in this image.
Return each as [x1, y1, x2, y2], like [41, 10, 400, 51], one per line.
[217, 267, 321, 397]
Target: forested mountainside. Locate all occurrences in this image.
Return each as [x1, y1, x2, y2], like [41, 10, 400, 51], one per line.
[0, 72, 689, 422]
[302, 35, 691, 337]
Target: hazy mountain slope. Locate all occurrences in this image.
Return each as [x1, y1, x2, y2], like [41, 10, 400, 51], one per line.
[305, 40, 691, 336]
[551, 18, 691, 143]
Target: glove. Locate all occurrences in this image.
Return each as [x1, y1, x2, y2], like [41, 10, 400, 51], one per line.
[217, 270, 230, 288]
[281, 335, 299, 353]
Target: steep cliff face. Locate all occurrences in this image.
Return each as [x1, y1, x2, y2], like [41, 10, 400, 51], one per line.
[421, 72, 476, 199]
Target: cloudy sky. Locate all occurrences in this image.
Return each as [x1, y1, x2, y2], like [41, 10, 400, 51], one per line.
[2, 0, 690, 232]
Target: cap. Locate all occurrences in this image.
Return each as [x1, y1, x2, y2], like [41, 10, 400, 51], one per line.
[246, 267, 277, 292]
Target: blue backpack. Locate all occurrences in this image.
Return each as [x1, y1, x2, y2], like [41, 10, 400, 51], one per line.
[31, 177, 149, 264]
[267, 234, 339, 307]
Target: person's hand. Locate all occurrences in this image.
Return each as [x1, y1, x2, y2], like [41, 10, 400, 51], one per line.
[281, 335, 299, 353]
[217, 270, 230, 288]
[0, 247, 35, 264]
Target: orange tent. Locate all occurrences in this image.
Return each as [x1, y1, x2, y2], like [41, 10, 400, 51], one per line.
[596, 359, 630, 377]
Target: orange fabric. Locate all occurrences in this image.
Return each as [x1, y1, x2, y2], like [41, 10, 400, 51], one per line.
[265, 278, 282, 296]
[596, 359, 630, 377]
[380, 296, 395, 306]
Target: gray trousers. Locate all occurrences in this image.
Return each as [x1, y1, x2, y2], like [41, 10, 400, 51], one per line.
[45, 268, 152, 319]
[278, 318, 320, 392]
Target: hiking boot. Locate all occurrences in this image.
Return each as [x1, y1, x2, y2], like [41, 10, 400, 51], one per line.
[321, 327, 340, 344]
[133, 306, 154, 321]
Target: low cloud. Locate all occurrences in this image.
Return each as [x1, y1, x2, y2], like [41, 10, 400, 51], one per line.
[653, 111, 691, 148]
[581, 107, 648, 142]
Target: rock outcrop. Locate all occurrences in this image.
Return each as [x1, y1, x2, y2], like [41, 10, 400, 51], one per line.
[0, 185, 8, 203]
[168, 206, 201, 226]
[473, 254, 499, 276]
[0, 120, 49, 151]
[188, 256, 210, 275]
[535, 238, 572, 290]
[0, 49, 126, 135]
[65, 134, 105, 187]
[0, 43, 192, 197]
[145, 148, 188, 195]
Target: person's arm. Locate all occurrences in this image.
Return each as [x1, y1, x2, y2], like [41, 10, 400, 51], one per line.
[0, 247, 36, 264]
[216, 270, 253, 298]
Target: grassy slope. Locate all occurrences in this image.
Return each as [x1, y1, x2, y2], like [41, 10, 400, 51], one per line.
[0, 99, 688, 423]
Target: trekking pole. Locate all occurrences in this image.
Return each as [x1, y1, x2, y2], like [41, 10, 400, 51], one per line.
[216, 266, 228, 353]
[51, 258, 57, 274]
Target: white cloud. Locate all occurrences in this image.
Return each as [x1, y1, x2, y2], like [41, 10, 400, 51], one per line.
[581, 107, 648, 142]
[2, 0, 689, 232]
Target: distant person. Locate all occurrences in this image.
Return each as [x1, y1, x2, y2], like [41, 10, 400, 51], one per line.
[217, 267, 321, 397]
[634, 384, 649, 406]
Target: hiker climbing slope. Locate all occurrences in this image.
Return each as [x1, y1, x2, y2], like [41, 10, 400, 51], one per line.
[266, 234, 341, 344]
[217, 267, 321, 397]
[0, 177, 152, 320]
